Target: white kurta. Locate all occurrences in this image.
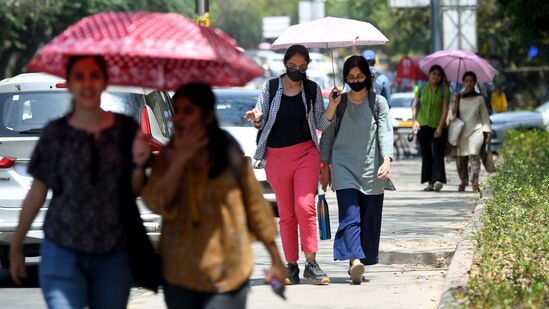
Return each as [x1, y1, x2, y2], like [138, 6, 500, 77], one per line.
[449, 95, 491, 156]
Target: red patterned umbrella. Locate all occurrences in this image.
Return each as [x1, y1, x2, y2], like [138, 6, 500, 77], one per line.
[27, 12, 263, 90]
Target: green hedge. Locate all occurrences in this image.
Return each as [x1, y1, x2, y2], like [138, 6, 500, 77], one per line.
[465, 129, 549, 308]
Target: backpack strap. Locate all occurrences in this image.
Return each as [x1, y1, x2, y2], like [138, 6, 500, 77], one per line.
[368, 91, 379, 124]
[334, 93, 348, 136]
[303, 79, 318, 112]
[268, 78, 279, 107]
[334, 91, 379, 136]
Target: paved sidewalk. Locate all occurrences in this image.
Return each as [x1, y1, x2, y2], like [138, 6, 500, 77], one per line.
[129, 158, 483, 309]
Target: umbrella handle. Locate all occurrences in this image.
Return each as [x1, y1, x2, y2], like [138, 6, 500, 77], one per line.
[330, 47, 336, 89]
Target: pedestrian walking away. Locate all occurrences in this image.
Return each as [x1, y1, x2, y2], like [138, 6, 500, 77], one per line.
[412, 65, 450, 191]
[320, 55, 393, 285]
[245, 44, 339, 285]
[141, 83, 286, 309]
[363, 49, 391, 107]
[9, 55, 152, 308]
[449, 72, 492, 192]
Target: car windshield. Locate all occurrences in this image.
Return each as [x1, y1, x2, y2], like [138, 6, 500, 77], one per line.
[0, 91, 144, 137]
[215, 91, 258, 127]
[390, 96, 413, 108]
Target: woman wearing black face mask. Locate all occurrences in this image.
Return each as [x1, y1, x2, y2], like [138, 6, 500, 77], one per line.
[245, 44, 338, 286]
[319, 55, 393, 284]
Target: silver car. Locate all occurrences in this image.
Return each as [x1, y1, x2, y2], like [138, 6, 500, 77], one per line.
[213, 88, 278, 215]
[0, 73, 173, 267]
[490, 101, 549, 152]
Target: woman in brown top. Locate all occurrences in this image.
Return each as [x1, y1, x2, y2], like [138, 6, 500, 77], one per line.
[141, 83, 286, 308]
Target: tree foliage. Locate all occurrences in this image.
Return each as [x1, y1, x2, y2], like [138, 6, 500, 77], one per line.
[0, 0, 546, 87]
[0, 0, 195, 78]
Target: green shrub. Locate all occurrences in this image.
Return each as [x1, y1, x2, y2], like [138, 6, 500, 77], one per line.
[464, 129, 549, 308]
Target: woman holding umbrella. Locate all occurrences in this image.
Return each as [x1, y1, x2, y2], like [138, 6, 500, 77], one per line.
[245, 44, 336, 285]
[319, 55, 393, 284]
[412, 65, 450, 192]
[450, 71, 492, 192]
[10, 55, 151, 308]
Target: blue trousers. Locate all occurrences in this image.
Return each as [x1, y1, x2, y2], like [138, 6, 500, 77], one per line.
[39, 237, 133, 309]
[164, 281, 249, 309]
[333, 189, 384, 265]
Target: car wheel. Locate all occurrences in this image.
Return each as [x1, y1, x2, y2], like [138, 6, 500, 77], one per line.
[0, 255, 10, 268]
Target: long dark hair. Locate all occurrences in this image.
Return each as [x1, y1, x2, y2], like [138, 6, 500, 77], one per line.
[171, 83, 241, 178]
[429, 64, 446, 87]
[462, 71, 477, 83]
[343, 55, 373, 91]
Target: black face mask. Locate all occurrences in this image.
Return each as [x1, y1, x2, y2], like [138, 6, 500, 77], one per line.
[348, 81, 366, 92]
[286, 69, 306, 82]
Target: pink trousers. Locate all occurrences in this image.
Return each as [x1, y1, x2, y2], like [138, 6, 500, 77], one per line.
[265, 141, 320, 263]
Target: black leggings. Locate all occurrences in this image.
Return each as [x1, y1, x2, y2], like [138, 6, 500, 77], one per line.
[164, 281, 248, 309]
[417, 126, 447, 184]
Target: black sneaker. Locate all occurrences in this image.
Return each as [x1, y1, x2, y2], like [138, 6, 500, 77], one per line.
[303, 260, 330, 285]
[284, 263, 300, 285]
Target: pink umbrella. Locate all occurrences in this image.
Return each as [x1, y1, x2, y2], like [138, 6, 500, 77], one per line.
[27, 12, 263, 90]
[271, 16, 389, 87]
[271, 16, 388, 49]
[420, 50, 496, 83]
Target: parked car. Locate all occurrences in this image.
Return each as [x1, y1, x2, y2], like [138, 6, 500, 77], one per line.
[213, 88, 277, 214]
[0, 73, 173, 267]
[389, 92, 414, 128]
[490, 101, 549, 152]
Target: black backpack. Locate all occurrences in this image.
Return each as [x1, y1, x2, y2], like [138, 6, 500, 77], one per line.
[255, 77, 318, 144]
[334, 91, 378, 136]
[331, 92, 396, 191]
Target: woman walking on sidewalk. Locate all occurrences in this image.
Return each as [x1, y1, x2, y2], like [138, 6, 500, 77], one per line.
[10, 55, 151, 308]
[449, 71, 491, 192]
[319, 55, 393, 284]
[412, 65, 450, 192]
[142, 83, 286, 308]
[245, 44, 337, 285]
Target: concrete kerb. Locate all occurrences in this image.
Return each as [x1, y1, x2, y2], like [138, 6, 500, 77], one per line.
[437, 189, 490, 309]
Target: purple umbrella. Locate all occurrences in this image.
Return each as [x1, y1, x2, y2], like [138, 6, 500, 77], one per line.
[420, 50, 496, 83]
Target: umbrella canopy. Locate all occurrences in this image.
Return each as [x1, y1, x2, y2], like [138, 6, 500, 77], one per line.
[420, 50, 496, 83]
[271, 16, 388, 50]
[271, 17, 388, 88]
[27, 12, 263, 90]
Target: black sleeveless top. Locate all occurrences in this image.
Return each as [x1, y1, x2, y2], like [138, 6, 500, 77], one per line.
[267, 93, 311, 148]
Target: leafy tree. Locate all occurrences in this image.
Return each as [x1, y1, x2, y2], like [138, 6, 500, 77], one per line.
[210, 0, 262, 49]
[0, 0, 195, 79]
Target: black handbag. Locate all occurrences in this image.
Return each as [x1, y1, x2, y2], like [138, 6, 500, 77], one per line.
[124, 194, 163, 293]
[120, 116, 163, 292]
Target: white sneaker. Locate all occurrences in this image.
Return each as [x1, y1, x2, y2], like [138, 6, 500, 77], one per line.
[434, 181, 443, 192]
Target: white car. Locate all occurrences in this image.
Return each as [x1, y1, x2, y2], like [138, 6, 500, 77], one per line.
[389, 92, 414, 129]
[490, 100, 549, 152]
[0, 73, 172, 267]
[213, 88, 277, 215]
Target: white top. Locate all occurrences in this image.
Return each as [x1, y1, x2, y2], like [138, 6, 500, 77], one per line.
[450, 95, 491, 156]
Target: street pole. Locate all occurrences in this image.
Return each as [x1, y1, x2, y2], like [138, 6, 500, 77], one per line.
[195, 0, 210, 27]
[431, 0, 442, 52]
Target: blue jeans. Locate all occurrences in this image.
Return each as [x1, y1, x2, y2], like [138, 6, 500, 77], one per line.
[333, 189, 384, 265]
[39, 237, 133, 309]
